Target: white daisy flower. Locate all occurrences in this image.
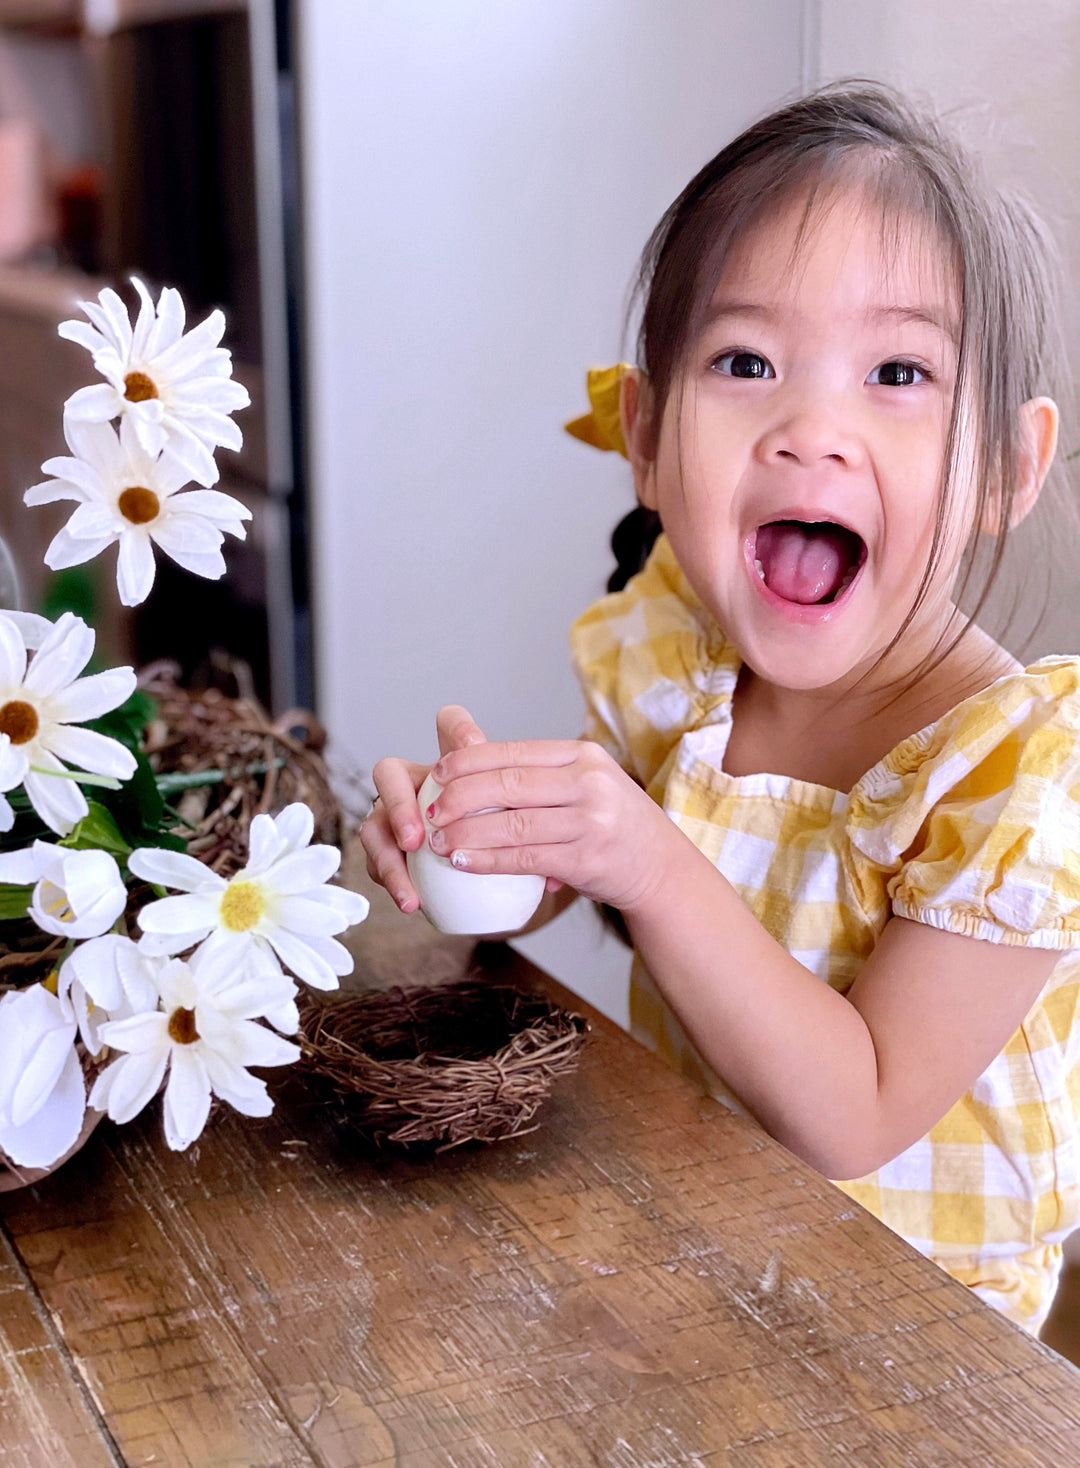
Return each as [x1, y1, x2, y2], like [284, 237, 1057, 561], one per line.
[0, 611, 136, 835]
[0, 841, 127, 939]
[0, 731, 25, 834]
[128, 802, 370, 990]
[89, 949, 301, 1152]
[26, 414, 251, 607]
[0, 983, 84, 1169]
[59, 276, 251, 487]
[57, 933, 160, 1056]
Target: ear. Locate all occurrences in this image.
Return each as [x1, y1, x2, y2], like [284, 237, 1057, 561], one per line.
[619, 368, 660, 511]
[981, 396, 1058, 534]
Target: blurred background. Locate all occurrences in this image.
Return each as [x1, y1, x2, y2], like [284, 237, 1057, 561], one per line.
[0, 0, 1078, 1030]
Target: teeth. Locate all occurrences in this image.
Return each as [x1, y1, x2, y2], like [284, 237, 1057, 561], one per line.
[754, 558, 765, 580]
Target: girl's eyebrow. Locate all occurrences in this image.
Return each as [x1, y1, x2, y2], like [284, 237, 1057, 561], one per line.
[702, 300, 958, 343]
[869, 304, 958, 343]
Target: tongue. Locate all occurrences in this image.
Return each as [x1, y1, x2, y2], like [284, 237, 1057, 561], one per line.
[755, 521, 855, 605]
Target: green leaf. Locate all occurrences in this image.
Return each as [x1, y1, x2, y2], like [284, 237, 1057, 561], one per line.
[0, 883, 31, 919]
[59, 801, 131, 859]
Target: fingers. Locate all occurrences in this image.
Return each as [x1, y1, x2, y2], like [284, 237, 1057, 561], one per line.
[432, 737, 584, 785]
[436, 704, 487, 759]
[426, 803, 580, 860]
[426, 762, 581, 831]
[371, 757, 429, 849]
[361, 756, 430, 913]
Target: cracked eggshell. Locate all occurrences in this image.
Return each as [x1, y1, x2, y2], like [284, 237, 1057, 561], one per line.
[406, 773, 546, 935]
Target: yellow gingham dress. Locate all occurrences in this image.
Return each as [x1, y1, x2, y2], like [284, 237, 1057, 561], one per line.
[569, 534, 1080, 1331]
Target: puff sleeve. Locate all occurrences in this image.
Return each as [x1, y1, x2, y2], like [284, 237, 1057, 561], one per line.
[848, 658, 1080, 947]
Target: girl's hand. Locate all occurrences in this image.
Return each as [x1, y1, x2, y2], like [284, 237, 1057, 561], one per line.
[425, 732, 674, 913]
[360, 705, 486, 912]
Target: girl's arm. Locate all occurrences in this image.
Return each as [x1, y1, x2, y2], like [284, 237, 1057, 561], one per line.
[426, 726, 1059, 1180]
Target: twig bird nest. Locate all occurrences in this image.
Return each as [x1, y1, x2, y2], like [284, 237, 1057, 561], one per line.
[139, 661, 345, 878]
[298, 982, 588, 1149]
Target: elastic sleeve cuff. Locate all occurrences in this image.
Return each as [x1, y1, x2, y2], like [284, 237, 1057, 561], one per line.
[892, 900, 1080, 950]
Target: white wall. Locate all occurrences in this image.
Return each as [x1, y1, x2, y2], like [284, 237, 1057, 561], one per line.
[300, 1, 806, 1022]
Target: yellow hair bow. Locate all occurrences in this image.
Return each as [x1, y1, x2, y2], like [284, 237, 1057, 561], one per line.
[564, 363, 633, 459]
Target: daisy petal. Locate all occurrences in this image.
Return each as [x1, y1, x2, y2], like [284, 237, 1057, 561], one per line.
[274, 894, 352, 937]
[62, 501, 121, 541]
[90, 1044, 168, 1124]
[25, 477, 89, 506]
[24, 756, 89, 835]
[1, 611, 52, 651]
[151, 512, 225, 557]
[64, 382, 122, 422]
[137, 928, 208, 958]
[274, 803, 315, 852]
[44, 526, 119, 571]
[24, 613, 95, 696]
[146, 284, 186, 356]
[0, 612, 28, 686]
[264, 927, 351, 989]
[157, 545, 227, 581]
[163, 1047, 211, 1150]
[245, 812, 287, 874]
[44, 724, 137, 780]
[154, 308, 227, 373]
[128, 847, 226, 892]
[263, 845, 342, 894]
[49, 666, 139, 723]
[0, 1046, 85, 1168]
[136, 892, 220, 937]
[11, 1017, 78, 1127]
[201, 1050, 273, 1116]
[163, 423, 219, 486]
[129, 405, 169, 460]
[116, 531, 157, 606]
[58, 318, 106, 354]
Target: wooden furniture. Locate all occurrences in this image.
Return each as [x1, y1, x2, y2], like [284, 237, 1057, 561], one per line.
[4, 878, 1080, 1465]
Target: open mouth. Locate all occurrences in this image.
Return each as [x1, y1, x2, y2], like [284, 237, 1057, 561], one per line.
[752, 519, 866, 607]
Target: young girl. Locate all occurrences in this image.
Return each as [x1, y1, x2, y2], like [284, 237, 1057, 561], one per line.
[361, 83, 1080, 1334]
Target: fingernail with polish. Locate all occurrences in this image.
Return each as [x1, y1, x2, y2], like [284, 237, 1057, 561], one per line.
[429, 828, 446, 851]
[451, 849, 470, 869]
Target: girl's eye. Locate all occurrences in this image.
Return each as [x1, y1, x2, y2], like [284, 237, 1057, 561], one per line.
[711, 350, 775, 380]
[868, 359, 927, 387]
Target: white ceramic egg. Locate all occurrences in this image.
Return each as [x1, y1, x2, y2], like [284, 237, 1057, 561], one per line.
[406, 773, 546, 934]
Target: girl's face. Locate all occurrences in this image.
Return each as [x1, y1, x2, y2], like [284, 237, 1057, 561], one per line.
[632, 188, 969, 694]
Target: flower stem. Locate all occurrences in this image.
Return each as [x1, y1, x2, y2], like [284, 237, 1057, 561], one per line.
[154, 759, 285, 794]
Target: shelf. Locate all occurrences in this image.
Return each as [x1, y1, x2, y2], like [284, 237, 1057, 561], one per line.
[0, 0, 79, 34]
[0, 0, 247, 35]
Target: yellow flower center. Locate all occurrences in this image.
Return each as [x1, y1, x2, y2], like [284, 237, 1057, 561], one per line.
[124, 370, 159, 402]
[0, 699, 38, 744]
[117, 485, 161, 525]
[40, 881, 76, 924]
[167, 1007, 199, 1045]
[220, 879, 265, 932]
[43, 970, 59, 995]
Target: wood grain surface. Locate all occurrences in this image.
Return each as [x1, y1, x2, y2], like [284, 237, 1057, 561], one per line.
[3, 877, 1080, 1465]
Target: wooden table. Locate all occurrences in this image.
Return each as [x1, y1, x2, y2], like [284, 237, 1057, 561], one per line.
[4, 880, 1080, 1466]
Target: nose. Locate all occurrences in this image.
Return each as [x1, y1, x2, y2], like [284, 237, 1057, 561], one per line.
[756, 386, 864, 470]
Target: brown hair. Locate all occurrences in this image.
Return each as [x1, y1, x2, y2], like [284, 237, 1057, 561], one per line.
[610, 81, 1068, 669]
